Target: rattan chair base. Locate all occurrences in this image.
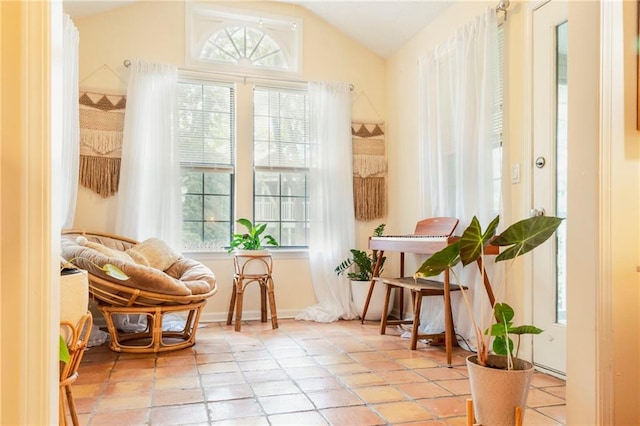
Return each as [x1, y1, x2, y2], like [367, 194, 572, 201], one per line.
[99, 301, 207, 354]
[60, 312, 92, 426]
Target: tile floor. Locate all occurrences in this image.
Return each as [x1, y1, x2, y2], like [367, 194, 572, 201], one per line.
[70, 319, 566, 425]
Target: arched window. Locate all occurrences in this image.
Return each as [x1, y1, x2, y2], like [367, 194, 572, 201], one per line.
[200, 26, 287, 70]
[187, 4, 302, 76]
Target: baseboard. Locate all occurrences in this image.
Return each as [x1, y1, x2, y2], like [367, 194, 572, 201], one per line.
[200, 308, 304, 324]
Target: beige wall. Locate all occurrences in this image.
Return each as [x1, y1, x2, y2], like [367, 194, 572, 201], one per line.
[71, 1, 387, 321]
[616, 1, 640, 422]
[1, 1, 59, 424]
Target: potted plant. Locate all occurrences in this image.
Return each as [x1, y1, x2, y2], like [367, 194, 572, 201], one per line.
[415, 215, 562, 425]
[335, 224, 394, 320]
[228, 218, 279, 276]
[227, 218, 279, 254]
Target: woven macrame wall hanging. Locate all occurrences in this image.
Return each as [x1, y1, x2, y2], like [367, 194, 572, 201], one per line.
[78, 92, 126, 197]
[352, 122, 387, 221]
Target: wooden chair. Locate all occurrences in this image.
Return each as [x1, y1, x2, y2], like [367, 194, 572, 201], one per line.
[59, 312, 92, 426]
[378, 217, 461, 365]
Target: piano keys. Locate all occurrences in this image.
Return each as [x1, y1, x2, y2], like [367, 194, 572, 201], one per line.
[369, 235, 454, 253]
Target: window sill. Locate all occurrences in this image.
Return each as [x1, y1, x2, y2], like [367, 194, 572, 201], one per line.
[184, 248, 309, 262]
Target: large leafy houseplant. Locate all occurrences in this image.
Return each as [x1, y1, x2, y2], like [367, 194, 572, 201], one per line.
[335, 224, 386, 281]
[228, 218, 279, 253]
[415, 215, 563, 370]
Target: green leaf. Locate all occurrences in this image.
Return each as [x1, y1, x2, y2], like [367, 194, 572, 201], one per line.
[492, 216, 564, 262]
[459, 215, 500, 266]
[102, 264, 129, 280]
[254, 223, 267, 237]
[237, 218, 253, 231]
[373, 223, 386, 237]
[483, 215, 501, 243]
[492, 335, 514, 356]
[509, 325, 544, 335]
[59, 335, 70, 364]
[459, 217, 483, 266]
[494, 302, 514, 324]
[488, 322, 509, 336]
[415, 241, 461, 277]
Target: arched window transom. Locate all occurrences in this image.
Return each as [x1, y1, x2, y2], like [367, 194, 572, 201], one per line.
[187, 4, 302, 76]
[200, 26, 287, 70]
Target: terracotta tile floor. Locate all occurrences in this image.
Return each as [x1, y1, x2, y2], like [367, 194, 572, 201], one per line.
[70, 319, 566, 425]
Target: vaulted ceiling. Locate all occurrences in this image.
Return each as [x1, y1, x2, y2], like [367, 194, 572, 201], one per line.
[63, 0, 451, 58]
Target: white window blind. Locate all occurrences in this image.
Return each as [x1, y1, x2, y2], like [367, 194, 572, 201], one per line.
[177, 81, 235, 169]
[253, 86, 309, 169]
[177, 80, 235, 251]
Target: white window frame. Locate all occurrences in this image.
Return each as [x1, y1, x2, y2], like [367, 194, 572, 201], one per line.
[185, 3, 303, 78]
[177, 75, 236, 252]
[253, 85, 310, 248]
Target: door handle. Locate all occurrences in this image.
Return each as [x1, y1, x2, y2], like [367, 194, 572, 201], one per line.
[530, 208, 546, 217]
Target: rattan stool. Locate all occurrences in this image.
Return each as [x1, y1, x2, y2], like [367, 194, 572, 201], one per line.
[59, 312, 92, 426]
[227, 252, 278, 332]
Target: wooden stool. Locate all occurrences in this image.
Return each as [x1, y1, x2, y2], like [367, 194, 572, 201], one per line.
[466, 399, 524, 426]
[227, 253, 278, 331]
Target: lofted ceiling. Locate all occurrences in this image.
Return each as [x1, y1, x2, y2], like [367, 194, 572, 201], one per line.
[63, 0, 451, 58]
[288, 1, 451, 58]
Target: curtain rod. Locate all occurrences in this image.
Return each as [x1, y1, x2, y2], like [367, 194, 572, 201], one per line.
[495, 0, 510, 21]
[122, 59, 354, 91]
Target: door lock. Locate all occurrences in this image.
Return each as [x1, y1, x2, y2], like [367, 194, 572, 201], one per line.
[535, 156, 546, 168]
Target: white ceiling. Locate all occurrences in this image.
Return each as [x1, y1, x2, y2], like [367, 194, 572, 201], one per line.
[64, 1, 451, 58]
[289, 1, 451, 58]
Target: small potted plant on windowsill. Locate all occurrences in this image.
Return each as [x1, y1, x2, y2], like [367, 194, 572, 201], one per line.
[227, 218, 279, 254]
[415, 214, 563, 425]
[335, 224, 393, 320]
[228, 218, 279, 275]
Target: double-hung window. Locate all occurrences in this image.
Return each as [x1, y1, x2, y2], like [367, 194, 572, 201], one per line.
[177, 80, 235, 251]
[253, 86, 310, 247]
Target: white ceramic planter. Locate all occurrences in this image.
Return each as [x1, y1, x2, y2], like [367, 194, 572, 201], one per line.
[350, 278, 395, 321]
[466, 354, 534, 426]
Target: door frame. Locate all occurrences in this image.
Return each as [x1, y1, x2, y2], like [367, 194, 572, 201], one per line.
[523, 0, 613, 424]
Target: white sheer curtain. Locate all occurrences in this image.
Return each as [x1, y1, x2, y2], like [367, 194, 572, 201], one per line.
[115, 60, 182, 249]
[296, 81, 358, 322]
[60, 14, 79, 230]
[417, 8, 503, 347]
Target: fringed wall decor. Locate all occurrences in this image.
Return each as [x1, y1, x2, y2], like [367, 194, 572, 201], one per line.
[352, 122, 387, 221]
[78, 91, 126, 197]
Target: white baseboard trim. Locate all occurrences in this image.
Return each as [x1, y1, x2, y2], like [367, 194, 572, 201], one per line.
[200, 309, 304, 324]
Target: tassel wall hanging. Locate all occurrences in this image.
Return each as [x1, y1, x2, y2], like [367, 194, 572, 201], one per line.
[78, 92, 126, 197]
[352, 122, 387, 221]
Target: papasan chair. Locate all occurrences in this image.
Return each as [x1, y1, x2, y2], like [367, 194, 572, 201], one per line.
[61, 230, 217, 353]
